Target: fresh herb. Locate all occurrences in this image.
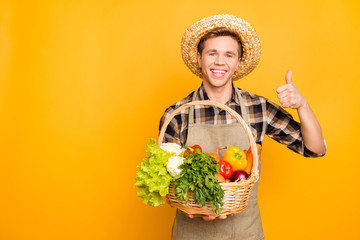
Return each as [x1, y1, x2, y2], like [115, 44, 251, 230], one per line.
[134, 139, 173, 207]
[174, 152, 224, 214]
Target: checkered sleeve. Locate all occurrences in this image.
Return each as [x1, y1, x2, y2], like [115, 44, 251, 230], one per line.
[265, 100, 325, 158]
[159, 106, 182, 145]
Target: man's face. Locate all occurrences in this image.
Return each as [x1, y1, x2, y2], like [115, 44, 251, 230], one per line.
[197, 36, 240, 89]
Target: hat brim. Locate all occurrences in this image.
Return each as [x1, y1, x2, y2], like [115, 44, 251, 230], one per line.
[181, 14, 262, 80]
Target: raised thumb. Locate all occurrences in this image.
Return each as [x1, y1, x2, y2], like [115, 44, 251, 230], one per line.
[285, 70, 293, 84]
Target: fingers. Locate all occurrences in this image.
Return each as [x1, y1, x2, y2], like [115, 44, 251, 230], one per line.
[276, 81, 293, 94]
[278, 89, 296, 107]
[277, 70, 294, 94]
[276, 70, 298, 108]
[277, 90, 288, 99]
[279, 97, 293, 108]
[202, 215, 217, 221]
[202, 214, 227, 221]
[285, 69, 293, 84]
[185, 212, 228, 221]
[278, 91, 297, 108]
[276, 84, 287, 94]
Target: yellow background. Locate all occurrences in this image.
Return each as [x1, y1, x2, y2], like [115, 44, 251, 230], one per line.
[1, 0, 359, 239]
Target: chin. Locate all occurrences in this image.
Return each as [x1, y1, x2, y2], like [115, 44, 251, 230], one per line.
[208, 79, 232, 88]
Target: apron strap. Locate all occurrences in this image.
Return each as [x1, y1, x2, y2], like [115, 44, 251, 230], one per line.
[234, 87, 250, 127]
[188, 89, 198, 125]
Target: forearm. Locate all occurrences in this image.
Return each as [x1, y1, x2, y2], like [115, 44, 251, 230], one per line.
[297, 100, 326, 155]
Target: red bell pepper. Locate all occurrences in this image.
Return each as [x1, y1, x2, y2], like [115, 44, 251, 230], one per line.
[183, 144, 202, 158]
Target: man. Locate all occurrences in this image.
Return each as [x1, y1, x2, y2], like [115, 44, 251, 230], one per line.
[159, 14, 326, 240]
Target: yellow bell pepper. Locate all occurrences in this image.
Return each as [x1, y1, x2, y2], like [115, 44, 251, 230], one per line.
[223, 146, 247, 171]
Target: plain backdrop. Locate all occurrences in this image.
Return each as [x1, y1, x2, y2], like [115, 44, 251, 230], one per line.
[0, 0, 359, 239]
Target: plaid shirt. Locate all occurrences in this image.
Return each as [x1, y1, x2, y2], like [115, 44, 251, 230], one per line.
[159, 84, 324, 157]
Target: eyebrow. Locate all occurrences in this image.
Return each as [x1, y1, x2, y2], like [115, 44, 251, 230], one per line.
[205, 49, 237, 55]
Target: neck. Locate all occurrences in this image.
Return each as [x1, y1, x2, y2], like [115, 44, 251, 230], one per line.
[202, 82, 233, 105]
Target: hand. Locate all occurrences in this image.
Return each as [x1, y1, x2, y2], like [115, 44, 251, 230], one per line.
[276, 70, 307, 109]
[184, 213, 229, 221]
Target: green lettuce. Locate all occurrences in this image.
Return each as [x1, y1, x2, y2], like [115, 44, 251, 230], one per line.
[135, 139, 173, 207]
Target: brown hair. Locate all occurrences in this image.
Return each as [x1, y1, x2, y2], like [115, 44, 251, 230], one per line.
[197, 27, 243, 58]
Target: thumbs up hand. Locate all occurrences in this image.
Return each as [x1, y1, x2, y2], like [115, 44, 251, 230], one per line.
[276, 70, 307, 109]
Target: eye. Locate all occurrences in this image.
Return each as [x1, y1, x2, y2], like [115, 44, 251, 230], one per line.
[226, 54, 234, 58]
[209, 53, 216, 56]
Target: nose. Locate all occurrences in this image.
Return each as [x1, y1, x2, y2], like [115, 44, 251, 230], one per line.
[215, 55, 225, 65]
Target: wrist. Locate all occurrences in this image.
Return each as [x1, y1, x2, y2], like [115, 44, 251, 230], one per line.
[297, 99, 309, 111]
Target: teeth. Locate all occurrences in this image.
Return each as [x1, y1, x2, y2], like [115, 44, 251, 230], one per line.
[211, 70, 226, 73]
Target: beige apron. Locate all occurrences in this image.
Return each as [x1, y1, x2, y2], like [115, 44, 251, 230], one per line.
[171, 88, 264, 240]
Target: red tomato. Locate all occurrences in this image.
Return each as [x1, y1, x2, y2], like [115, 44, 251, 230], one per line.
[183, 145, 202, 158]
[218, 160, 233, 179]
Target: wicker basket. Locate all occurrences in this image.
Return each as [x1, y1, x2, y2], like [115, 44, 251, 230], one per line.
[158, 100, 259, 215]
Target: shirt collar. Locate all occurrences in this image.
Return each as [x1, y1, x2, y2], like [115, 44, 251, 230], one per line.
[196, 83, 241, 105]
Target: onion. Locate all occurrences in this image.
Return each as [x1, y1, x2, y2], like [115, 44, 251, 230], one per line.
[230, 170, 249, 182]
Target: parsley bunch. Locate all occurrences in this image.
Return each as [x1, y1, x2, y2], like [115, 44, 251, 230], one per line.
[174, 152, 224, 214]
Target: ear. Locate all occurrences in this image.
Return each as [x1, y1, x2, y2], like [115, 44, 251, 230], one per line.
[197, 52, 202, 68]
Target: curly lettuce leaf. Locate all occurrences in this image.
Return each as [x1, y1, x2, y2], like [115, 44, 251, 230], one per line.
[135, 139, 173, 207]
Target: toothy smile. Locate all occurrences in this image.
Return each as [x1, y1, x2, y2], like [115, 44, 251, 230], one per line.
[211, 70, 227, 74]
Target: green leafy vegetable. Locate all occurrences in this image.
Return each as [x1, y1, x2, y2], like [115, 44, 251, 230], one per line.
[174, 152, 224, 214]
[134, 139, 173, 207]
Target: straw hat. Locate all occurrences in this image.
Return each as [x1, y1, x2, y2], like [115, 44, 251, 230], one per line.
[181, 14, 261, 80]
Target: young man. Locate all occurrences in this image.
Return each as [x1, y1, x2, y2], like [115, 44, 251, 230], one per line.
[160, 14, 326, 240]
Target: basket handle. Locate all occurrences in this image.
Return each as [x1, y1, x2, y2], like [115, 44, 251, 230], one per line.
[158, 100, 259, 178]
